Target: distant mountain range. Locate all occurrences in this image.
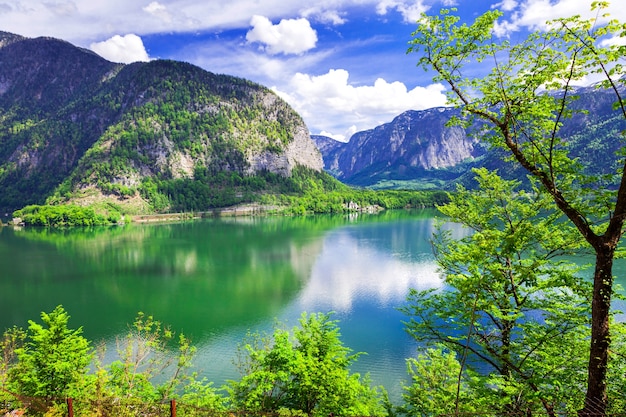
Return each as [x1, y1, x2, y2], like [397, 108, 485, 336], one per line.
[0, 31, 322, 212]
[313, 85, 626, 190]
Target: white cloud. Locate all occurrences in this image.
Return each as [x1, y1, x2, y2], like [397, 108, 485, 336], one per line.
[376, 0, 430, 23]
[274, 69, 448, 141]
[492, 0, 518, 12]
[143, 1, 172, 23]
[302, 6, 347, 25]
[493, 17, 521, 37]
[601, 35, 626, 47]
[246, 15, 318, 55]
[495, 0, 626, 36]
[90, 34, 150, 64]
[319, 129, 354, 142]
[144, 1, 166, 15]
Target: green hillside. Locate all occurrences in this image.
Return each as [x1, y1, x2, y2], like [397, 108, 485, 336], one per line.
[0, 33, 325, 215]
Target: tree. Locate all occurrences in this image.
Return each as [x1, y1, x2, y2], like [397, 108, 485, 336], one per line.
[402, 169, 591, 415]
[8, 306, 93, 403]
[102, 312, 199, 403]
[0, 326, 26, 406]
[401, 345, 479, 417]
[90, 312, 222, 416]
[0, 327, 25, 385]
[228, 312, 386, 417]
[408, 4, 626, 415]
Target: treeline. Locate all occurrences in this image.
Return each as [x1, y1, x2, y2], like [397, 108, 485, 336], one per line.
[13, 170, 448, 226]
[15, 166, 448, 226]
[141, 166, 449, 215]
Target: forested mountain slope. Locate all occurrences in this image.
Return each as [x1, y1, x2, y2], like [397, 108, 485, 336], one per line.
[0, 31, 322, 213]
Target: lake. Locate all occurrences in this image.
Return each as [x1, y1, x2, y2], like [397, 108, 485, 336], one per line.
[0, 209, 624, 403]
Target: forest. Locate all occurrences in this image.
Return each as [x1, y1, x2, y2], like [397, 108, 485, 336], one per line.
[13, 166, 449, 226]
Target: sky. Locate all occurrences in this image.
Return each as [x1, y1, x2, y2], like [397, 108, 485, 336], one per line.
[1, 0, 625, 141]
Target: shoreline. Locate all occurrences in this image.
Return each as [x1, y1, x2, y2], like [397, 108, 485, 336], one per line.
[4, 201, 385, 227]
[131, 203, 282, 223]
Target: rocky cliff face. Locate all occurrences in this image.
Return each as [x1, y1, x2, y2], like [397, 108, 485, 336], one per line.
[313, 107, 487, 186]
[0, 32, 322, 210]
[250, 124, 324, 176]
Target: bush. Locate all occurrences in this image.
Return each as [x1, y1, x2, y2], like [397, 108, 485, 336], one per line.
[228, 312, 387, 417]
[7, 306, 92, 404]
[13, 204, 114, 227]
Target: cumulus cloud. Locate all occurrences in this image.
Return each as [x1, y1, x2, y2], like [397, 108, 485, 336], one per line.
[274, 69, 448, 141]
[246, 15, 318, 55]
[90, 34, 150, 64]
[319, 129, 354, 142]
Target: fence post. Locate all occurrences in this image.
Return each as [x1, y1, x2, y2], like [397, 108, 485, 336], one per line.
[66, 398, 73, 417]
[170, 399, 176, 417]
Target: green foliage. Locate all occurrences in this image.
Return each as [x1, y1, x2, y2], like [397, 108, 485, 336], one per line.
[257, 166, 449, 215]
[11, 165, 447, 226]
[1, 307, 389, 416]
[7, 306, 93, 403]
[177, 375, 225, 414]
[99, 312, 200, 403]
[607, 320, 626, 414]
[0, 326, 26, 402]
[138, 164, 448, 214]
[228, 312, 386, 417]
[409, 4, 626, 413]
[401, 345, 479, 417]
[1, 308, 224, 416]
[12, 204, 116, 227]
[401, 169, 591, 415]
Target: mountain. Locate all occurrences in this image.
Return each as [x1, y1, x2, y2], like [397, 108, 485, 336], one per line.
[313, 107, 488, 189]
[313, 85, 626, 189]
[0, 32, 322, 213]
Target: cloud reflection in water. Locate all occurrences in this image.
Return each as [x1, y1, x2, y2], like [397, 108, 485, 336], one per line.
[299, 229, 442, 313]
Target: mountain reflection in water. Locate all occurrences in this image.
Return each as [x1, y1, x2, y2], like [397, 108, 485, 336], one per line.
[0, 210, 465, 401]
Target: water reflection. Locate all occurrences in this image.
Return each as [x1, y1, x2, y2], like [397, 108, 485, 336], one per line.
[1, 211, 451, 402]
[300, 226, 442, 312]
[188, 213, 451, 400]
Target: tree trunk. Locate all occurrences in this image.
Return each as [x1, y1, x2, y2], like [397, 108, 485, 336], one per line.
[580, 247, 613, 416]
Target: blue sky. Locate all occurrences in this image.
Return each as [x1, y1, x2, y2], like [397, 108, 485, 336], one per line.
[1, 0, 624, 140]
